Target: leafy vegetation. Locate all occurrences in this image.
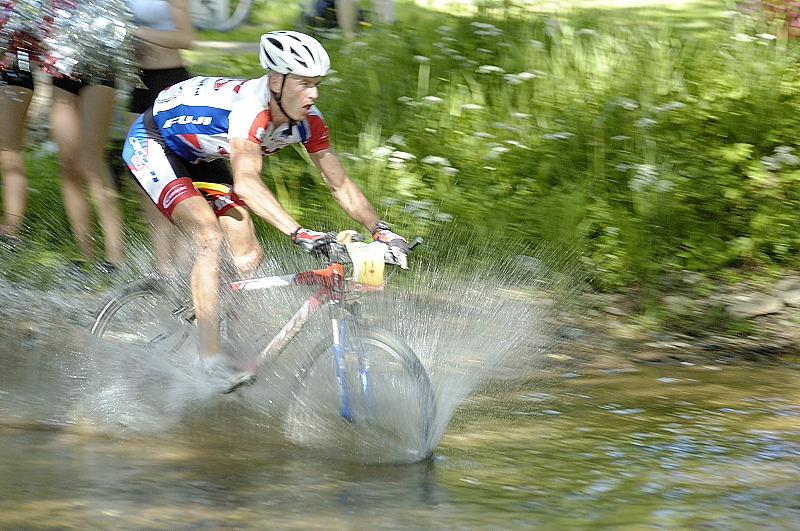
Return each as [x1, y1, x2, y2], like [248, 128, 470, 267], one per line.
[7, 0, 800, 305]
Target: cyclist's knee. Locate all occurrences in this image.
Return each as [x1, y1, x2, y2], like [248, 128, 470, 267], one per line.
[193, 227, 224, 256]
[232, 247, 262, 273]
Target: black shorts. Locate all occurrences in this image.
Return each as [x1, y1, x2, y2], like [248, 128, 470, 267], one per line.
[51, 75, 116, 95]
[1, 60, 35, 91]
[130, 67, 192, 114]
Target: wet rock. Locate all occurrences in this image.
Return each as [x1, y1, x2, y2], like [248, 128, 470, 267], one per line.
[779, 288, 800, 307]
[603, 306, 627, 316]
[726, 294, 784, 319]
[774, 277, 800, 292]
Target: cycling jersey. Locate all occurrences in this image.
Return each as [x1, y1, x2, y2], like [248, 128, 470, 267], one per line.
[151, 74, 330, 162]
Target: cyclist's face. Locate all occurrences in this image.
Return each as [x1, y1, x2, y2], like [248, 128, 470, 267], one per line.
[278, 74, 322, 119]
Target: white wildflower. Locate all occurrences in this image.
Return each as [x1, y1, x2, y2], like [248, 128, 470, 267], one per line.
[543, 131, 573, 140]
[530, 39, 545, 49]
[758, 33, 777, 40]
[421, 155, 451, 165]
[370, 146, 394, 158]
[506, 140, 530, 149]
[493, 122, 520, 131]
[610, 135, 631, 141]
[436, 25, 452, 33]
[504, 74, 525, 85]
[413, 55, 430, 63]
[462, 103, 483, 111]
[731, 33, 755, 42]
[392, 151, 416, 161]
[476, 48, 493, 54]
[473, 131, 497, 139]
[386, 133, 405, 146]
[397, 96, 413, 103]
[422, 95, 443, 103]
[615, 97, 639, 110]
[576, 28, 598, 36]
[721, 10, 740, 17]
[634, 117, 657, 128]
[483, 166, 497, 171]
[653, 101, 686, 112]
[442, 166, 459, 175]
[424, 127, 437, 133]
[604, 226, 620, 235]
[511, 112, 532, 119]
[492, 146, 511, 154]
[435, 212, 453, 222]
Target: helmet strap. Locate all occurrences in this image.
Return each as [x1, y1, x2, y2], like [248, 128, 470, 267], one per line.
[271, 73, 296, 134]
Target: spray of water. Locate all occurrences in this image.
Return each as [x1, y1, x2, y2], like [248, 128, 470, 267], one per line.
[0, 227, 586, 463]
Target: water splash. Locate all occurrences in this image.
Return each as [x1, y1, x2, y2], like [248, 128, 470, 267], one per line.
[0, 230, 586, 463]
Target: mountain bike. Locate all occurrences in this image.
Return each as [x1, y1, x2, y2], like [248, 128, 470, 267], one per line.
[89, 233, 435, 451]
[189, 0, 253, 32]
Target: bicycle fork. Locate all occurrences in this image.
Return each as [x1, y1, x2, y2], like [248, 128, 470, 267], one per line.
[331, 317, 370, 422]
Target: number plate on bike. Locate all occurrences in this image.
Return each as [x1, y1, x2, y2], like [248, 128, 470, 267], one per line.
[345, 242, 385, 288]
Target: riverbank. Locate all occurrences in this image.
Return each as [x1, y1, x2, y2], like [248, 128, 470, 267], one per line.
[543, 277, 800, 371]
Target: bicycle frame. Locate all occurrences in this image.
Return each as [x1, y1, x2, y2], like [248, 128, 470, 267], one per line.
[230, 261, 375, 419]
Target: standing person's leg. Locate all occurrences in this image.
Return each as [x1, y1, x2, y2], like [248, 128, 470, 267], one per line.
[50, 84, 96, 260]
[78, 84, 124, 267]
[0, 83, 32, 239]
[171, 196, 226, 358]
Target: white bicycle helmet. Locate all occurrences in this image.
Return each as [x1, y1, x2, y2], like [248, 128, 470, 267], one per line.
[259, 30, 330, 77]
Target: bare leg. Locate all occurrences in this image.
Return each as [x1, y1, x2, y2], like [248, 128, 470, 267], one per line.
[335, 0, 356, 40]
[0, 85, 32, 238]
[50, 86, 96, 261]
[133, 184, 181, 276]
[171, 196, 225, 358]
[219, 205, 262, 277]
[78, 85, 124, 266]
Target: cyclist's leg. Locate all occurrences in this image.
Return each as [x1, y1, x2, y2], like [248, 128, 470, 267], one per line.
[171, 196, 226, 358]
[219, 205, 262, 277]
[0, 67, 33, 239]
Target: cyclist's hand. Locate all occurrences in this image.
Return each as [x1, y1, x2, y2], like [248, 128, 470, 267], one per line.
[291, 227, 333, 253]
[372, 221, 409, 269]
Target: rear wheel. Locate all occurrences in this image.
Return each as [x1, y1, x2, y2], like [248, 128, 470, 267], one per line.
[90, 278, 193, 353]
[285, 325, 436, 463]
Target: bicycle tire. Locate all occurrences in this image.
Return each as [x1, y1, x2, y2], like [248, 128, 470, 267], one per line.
[190, 0, 253, 32]
[90, 277, 193, 352]
[285, 325, 436, 463]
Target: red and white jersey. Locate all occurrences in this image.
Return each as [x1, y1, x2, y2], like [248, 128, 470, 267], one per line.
[151, 74, 330, 163]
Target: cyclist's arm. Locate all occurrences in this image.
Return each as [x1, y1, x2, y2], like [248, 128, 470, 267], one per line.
[132, 0, 194, 49]
[309, 148, 379, 231]
[230, 138, 300, 235]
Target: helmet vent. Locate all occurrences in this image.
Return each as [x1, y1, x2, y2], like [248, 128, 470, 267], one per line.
[268, 38, 283, 50]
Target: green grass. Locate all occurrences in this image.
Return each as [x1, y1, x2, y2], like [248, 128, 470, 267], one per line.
[8, 0, 800, 311]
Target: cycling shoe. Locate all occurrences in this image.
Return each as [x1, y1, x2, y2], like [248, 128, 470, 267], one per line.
[201, 355, 256, 394]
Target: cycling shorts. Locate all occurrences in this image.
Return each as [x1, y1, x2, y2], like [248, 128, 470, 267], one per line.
[130, 66, 191, 114]
[122, 109, 241, 220]
[1, 60, 34, 90]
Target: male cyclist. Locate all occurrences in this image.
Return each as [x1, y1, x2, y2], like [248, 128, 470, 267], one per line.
[122, 30, 408, 392]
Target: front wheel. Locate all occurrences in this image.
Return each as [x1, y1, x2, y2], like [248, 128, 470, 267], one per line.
[285, 325, 436, 464]
[90, 278, 193, 353]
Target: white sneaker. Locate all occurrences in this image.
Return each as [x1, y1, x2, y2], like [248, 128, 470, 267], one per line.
[201, 355, 256, 394]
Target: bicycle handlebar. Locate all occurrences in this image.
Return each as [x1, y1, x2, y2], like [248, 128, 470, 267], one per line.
[317, 232, 423, 266]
